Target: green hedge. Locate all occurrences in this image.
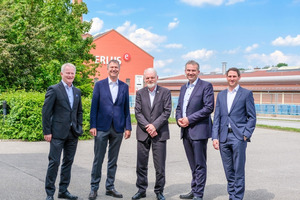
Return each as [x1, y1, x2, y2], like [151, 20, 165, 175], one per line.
[0, 91, 92, 141]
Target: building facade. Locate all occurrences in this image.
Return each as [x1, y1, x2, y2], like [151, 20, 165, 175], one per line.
[89, 29, 153, 95]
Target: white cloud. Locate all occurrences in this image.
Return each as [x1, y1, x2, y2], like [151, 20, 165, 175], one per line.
[223, 47, 240, 54]
[182, 49, 214, 60]
[154, 59, 174, 69]
[164, 43, 183, 49]
[245, 43, 259, 53]
[245, 50, 300, 66]
[180, 0, 223, 6]
[168, 18, 179, 30]
[180, 0, 245, 6]
[272, 35, 300, 46]
[89, 17, 104, 34]
[225, 0, 245, 6]
[116, 21, 166, 52]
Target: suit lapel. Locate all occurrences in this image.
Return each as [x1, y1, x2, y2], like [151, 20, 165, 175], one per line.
[58, 82, 71, 110]
[187, 79, 201, 108]
[142, 87, 152, 110]
[72, 87, 79, 109]
[223, 90, 229, 114]
[229, 87, 243, 114]
[104, 78, 113, 103]
[151, 86, 161, 112]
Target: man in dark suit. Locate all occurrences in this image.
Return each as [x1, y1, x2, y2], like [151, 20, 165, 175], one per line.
[176, 60, 214, 200]
[132, 68, 171, 200]
[212, 68, 256, 200]
[42, 63, 83, 200]
[88, 60, 132, 200]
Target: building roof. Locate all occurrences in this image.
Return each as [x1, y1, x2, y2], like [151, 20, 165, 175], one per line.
[158, 68, 300, 92]
[93, 29, 154, 59]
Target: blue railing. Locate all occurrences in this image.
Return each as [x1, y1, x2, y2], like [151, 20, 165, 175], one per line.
[130, 95, 300, 116]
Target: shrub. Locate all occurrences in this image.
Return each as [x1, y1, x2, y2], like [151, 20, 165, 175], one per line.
[0, 91, 92, 141]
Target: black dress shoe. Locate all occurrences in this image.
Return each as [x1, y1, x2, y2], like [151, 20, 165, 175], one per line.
[179, 191, 194, 199]
[156, 192, 165, 200]
[88, 190, 97, 200]
[46, 196, 54, 200]
[58, 191, 78, 200]
[132, 192, 146, 199]
[106, 188, 123, 198]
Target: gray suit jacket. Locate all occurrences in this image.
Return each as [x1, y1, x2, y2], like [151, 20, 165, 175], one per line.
[42, 81, 83, 139]
[135, 85, 172, 142]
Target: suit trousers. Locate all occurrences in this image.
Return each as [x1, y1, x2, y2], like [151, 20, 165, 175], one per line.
[136, 136, 167, 194]
[219, 132, 247, 200]
[45, 130, 78, 196]
[90, 126, 123, 191]
[183, 129, 208, 198]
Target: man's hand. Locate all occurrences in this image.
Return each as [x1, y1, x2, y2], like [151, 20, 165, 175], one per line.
[244, 136, 247, 141]
[145, 124, 156, 134]
[90, 128, 97, 136]
[149, 131, 158, 138]
[178, 117, 189, 128]
[124, 130, 131, 139]
[213, 139, 219, 150]
[44, 134, 52, 142]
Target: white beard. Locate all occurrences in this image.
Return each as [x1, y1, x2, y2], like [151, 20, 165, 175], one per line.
[147, 83, 156, 89]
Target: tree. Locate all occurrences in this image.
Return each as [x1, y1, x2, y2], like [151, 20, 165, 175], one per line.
[0, 0, 99, 95]
[276, 63, 288, 68]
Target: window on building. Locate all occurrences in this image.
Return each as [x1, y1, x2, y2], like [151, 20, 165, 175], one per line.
[126, 78, 130, 86]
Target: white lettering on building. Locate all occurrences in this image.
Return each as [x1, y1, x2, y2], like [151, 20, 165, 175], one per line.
[95, 56, 122, 64]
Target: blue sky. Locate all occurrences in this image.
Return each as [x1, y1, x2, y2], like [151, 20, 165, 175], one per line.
[83, 0, 300, 77]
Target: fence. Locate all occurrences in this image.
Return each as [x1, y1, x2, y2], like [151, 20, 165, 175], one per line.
[129, 92, 300, 116]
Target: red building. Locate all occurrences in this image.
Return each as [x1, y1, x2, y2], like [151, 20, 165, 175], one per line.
[89, 29, 154, 95]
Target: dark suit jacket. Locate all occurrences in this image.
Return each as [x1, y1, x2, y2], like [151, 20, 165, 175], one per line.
[135, 86, 172, 142]
[90, 78, 132, 133]
[212, 86, 256, 142]
[176, 78, 214, 140]
[42, 82, 83, 139]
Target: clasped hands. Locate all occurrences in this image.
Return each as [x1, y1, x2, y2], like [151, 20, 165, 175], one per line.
[177, 117, 189, 128]
[89, 128, 131, 139]
[145, 124, 157, 138]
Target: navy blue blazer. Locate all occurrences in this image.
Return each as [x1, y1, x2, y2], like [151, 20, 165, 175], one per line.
[212, 86, 256, 142]
[42, 82, 83, 139]
[176, 79, 214, 140]
[90, 78, 132, 133]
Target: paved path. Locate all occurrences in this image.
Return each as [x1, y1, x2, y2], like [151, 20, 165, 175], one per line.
[1, 124, 300, 200]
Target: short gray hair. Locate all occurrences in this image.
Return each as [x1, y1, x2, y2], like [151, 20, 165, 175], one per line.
[143, 68, 157, 77]
[61, 63, 76, 73]
[185, 60, 199, 71]
[107, 60, 120, 69]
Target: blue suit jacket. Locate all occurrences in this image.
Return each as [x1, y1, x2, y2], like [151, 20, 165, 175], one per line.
[90, 78, 132, 133]
[212, 86, 256, 142]
[176, 79, 214, 140]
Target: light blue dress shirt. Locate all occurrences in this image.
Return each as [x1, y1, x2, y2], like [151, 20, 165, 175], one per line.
[62, 80, 74, 109]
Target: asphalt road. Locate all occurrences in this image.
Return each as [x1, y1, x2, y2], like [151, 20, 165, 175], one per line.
[0, 124, 300, 200]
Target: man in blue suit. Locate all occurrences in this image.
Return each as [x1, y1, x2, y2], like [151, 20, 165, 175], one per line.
[88, 60, 132, 200]
[176, 60, 214, 200]
[212, 68, 256, 200]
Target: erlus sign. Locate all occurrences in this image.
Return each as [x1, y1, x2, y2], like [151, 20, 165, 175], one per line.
[95, 56, 122, 64]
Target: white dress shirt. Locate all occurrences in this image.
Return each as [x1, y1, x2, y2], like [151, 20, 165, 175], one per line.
[108, 78, 119, 103]
[227, 85, 239, 128]
[183, 78, 198, 117]
[148, 86, 157, 107]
